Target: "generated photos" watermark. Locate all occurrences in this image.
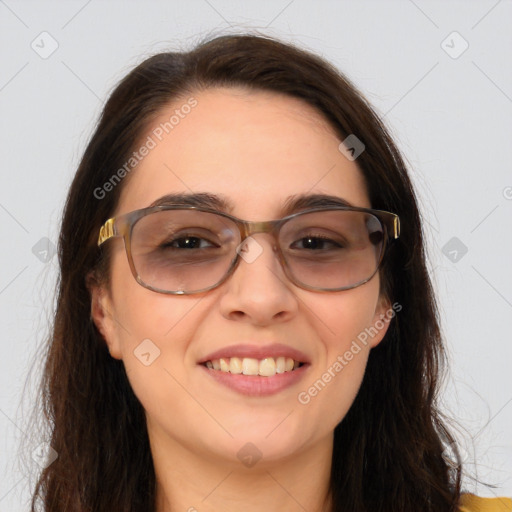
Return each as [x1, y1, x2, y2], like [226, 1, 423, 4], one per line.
[298, 302, 402, 404]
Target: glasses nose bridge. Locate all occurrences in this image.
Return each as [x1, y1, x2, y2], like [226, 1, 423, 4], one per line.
[238, 218, 281, 242]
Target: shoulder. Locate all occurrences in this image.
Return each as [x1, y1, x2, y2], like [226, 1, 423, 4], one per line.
[458, 493, 512, 512]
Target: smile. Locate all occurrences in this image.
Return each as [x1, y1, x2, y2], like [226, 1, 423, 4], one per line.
[203, 356, 304, 377]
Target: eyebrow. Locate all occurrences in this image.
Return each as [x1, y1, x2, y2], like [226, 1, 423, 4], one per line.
[148, 192, 354, 217]
[148, 192, 236, 213]
[281, 193, 353, 216]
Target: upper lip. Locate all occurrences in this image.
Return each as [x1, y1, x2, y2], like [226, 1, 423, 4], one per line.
[198, 343, 311, 364]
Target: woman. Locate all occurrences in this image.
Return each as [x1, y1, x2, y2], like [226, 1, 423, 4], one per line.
[30, 34, 511, 511]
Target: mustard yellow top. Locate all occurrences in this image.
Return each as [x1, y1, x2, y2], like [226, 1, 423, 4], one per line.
[459, 493, 512, 511]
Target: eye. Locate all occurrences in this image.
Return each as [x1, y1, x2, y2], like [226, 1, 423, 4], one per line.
[290, 236, 343, 250]
[160, 234, 218, 250]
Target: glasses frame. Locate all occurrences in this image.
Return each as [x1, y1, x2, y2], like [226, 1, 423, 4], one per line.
[97, 204, 400, 295]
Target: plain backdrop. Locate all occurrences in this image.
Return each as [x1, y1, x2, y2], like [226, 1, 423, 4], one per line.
[1, 1, 511, 509]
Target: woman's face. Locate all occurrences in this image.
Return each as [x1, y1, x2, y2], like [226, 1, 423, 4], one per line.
[91, 87, 391, 467]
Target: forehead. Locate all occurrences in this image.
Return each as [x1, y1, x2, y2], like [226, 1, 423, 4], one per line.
[116, 87, 370, 218]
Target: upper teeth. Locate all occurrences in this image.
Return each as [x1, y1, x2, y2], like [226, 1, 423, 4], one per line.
[205, 356, 300, 376]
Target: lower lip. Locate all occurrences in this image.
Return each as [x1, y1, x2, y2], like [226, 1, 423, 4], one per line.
[199, 364, 310, 396]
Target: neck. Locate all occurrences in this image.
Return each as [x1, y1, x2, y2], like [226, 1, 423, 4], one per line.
[151, 429, 333, 512]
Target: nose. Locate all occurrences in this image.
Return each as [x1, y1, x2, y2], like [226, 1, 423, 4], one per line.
[218, 234, 299, 325]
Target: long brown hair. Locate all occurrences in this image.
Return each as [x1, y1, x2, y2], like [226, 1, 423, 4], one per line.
[29, 33, 462, 511]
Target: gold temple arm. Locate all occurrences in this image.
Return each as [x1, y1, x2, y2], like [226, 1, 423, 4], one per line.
[97, 218, 115, 246]
[393, 215, 400, 239]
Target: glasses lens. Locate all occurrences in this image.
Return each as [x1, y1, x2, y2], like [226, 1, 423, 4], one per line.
[130, 209, 239, 293]
[279, 210, 385, 290]
[128, 208, 386, 294]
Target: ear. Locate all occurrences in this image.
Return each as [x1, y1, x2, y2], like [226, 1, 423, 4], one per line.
[368, 294, 394, 349]
[86, 271, 123, 360]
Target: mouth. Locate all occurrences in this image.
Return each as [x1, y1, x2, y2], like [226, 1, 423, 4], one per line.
[197, 344, 311, 396]
[201, 356, 305, 377]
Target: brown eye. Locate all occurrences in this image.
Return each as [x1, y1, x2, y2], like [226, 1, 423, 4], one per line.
[160, 236, 216, 249]
[290, 236, 343, 250]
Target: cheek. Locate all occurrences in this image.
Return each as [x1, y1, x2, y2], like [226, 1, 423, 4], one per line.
[107, 250, 207, 398]
[109, 247, 205, 341]
[296, 282, 380, 424]
[110, 290, 211, 432]
[307, 279, 381, 353]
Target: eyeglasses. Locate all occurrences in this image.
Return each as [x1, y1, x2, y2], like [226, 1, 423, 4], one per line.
[97, 205, 400, 295]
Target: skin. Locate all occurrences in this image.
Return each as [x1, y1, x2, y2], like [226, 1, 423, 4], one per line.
[90, 87, 391, 512]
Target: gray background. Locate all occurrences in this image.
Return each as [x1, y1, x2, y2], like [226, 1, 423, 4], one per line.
[1, 0, 511, 509]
